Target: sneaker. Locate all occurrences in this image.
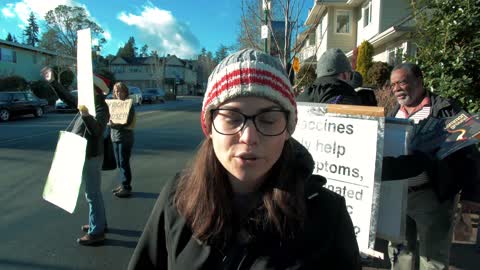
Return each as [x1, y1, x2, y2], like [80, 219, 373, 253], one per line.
[111, 185, 123, 193]
[77, 233, 105, 246]
[114, 187, 132, 198]
[81, 224, 108, 233]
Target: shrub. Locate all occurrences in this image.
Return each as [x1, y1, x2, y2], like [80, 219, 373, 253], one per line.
[294, 64, 316, 96]
[375, 83, 397, 114]
[356, 41, 374, 79]
[52, 66, 74, 88]
[0, 75, 28, 91]
[30, 80, 57, 105]
[366, 62, 391, 88]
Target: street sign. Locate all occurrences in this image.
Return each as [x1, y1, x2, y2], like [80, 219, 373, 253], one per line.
[292, 56, 300, 73]
[261, 25, 269, 39]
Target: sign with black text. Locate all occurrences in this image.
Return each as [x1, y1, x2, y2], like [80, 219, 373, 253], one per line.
[293, 102, 385, 252]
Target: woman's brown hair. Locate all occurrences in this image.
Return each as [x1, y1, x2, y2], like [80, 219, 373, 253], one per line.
[174, 137, 306, 243]
[113, 82, 128, 99]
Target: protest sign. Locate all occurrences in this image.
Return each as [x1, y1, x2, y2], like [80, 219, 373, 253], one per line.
[294, 102, 384, 251]
[77, 28, 95, 117]
[106, 99, 133, 124]
[43, 131, 87, 213]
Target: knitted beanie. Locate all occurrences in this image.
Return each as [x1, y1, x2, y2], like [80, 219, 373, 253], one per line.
[316, 48, 352, 78]
[201, 49, 297, 136]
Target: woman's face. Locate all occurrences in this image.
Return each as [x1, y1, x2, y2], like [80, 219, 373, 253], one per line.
[209, 96, 290, 193]
[114, 87, 128, 100]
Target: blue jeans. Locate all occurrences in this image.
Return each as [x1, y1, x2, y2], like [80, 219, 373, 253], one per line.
[113, 141, 133, 189]
[83, 155, 107, 235]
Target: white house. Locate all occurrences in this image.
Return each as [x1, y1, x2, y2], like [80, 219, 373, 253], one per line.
[0, 39, 75, 82]
[109, 54, 198, 95]
[301, 0, 415, 70]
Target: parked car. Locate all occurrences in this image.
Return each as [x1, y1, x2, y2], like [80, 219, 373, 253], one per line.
[55, 90, 78, 112]
[128, 86, 143, 106]
[142, 88, 166, 104]
[0, 91, 48, 121]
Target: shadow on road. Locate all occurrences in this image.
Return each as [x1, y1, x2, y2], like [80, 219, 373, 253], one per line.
[131, 191, 158, 199]
[107, 228, 142, 238]
[0, 258, 78, 270]
[103, 238, 138, 249]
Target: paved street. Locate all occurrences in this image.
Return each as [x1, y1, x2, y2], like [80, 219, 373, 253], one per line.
[0, 96, 478, 269]
[0, 97, 205, 270]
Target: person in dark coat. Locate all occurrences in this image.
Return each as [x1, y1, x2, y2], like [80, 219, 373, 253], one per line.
[381, 63, 480, 270]
[128, 49, 361, 270]
[109, 82, 136, 198]
[42, 67, 110, 245]
[297, 48, 362, 105]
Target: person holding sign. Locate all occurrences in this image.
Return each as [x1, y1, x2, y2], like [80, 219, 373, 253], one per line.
[382, 63, 480, 270]
[128, 49, 361, 269]
[42, 67, 110, 246]
[297, 48, 362, 105]
[109, 82, 136, 198]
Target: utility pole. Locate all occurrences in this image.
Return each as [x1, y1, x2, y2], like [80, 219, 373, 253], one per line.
[262, 0, 270, 54]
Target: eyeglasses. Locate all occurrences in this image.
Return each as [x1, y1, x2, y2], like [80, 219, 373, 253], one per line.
[389, 80, 408, 89]
[211, 109, 288, 136]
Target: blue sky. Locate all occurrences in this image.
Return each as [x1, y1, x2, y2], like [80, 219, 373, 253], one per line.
[0, 0, 242, 59]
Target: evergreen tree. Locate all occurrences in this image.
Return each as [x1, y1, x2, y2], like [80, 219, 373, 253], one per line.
[356, 41, 374, 80]
[411, 0, 480, 112]
[140, 44, 149, 57]
[214, 44, 231, 64]
[6, 33, 13, 42]
[24, 12, 39, 47]
[116, 37, 138, 58]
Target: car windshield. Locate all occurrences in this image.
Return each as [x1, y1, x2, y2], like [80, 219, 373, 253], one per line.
[0, 93, 11, 101]
[146, 89, 157, 94]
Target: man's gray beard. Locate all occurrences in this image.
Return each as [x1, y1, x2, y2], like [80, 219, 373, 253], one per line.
[397, 95, 411, 106]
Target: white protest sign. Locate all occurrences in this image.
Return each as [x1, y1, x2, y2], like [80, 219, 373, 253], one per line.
[106, 99, 133, 125]
[293, 102, 384, 251]
[43, 131, 87, 213]
[77, 28, 96, 117]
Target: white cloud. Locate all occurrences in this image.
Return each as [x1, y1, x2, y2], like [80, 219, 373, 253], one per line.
[2, 4, 16, 18]
[118, 5, 200, 59]
[3, 0, 77, 25]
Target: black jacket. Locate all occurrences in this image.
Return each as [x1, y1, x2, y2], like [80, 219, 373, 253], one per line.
[128, 142, 361, 270]
[384, 93, 480, 202]
[297, 76, 363, 105]
[110, 105, 135, 143]
[49, 81, 110, 158]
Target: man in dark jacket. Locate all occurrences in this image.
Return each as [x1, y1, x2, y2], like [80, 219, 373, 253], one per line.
[42, 67, 110, 246]
[382, 63, 480, 270]
[297, 48, 362, 105]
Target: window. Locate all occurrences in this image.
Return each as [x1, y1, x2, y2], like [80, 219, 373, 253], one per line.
[0, 48, 17, 63]
[308, 33, 315, 46]
[388, 47, 404, 66]
[363, 0, 372, 27]
[12, 93, 26, 101]
[336, 10, 351, 34]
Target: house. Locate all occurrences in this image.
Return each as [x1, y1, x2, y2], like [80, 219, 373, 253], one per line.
[109, 54, 198, 95]
[0, 39, 75, 82]
[301, 0, 415, 71]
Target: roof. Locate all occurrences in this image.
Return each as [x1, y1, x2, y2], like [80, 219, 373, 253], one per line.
[0, 39, 75, 60]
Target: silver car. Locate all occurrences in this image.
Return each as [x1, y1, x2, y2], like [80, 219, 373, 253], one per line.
[128, 86, 143, 106]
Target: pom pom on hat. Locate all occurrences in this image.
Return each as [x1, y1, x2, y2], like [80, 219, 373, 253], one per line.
[201, 49, 297, 136]
[93, 74, 110, 95]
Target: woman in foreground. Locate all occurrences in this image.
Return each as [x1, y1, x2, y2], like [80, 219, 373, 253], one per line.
[128, 49, 360, 269]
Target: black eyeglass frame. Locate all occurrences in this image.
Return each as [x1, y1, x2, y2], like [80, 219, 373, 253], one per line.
[210, 108, 289, 136]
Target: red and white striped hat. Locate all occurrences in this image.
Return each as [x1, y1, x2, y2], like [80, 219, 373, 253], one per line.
[201, 49, 297, 136]
[93, 74, 110, 95]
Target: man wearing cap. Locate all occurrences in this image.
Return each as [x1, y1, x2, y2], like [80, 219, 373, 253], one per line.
[297, 48, 362, 105]
[42, 67, 110, 246]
